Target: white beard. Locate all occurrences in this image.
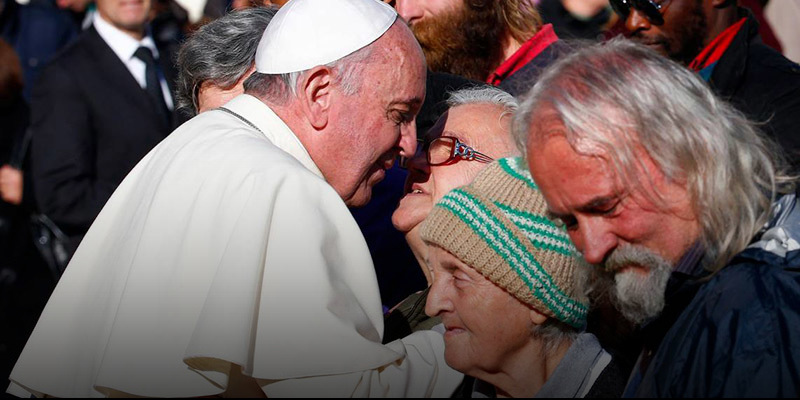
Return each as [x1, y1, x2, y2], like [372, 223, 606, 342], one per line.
[604, 244, 673, 325]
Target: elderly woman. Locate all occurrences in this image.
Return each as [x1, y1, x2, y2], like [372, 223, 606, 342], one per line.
[174, 6, 277, 116]
[419, 157, 626, 398]
[385, 85, 521, 340]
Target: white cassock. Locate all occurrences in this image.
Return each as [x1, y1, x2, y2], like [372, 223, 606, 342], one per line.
[7, 94, 462, 398]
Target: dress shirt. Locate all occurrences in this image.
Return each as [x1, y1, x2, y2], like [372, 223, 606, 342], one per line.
[93, 12, 173, 109]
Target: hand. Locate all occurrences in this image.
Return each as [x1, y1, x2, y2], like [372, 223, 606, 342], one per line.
[0, 164, 24, 205]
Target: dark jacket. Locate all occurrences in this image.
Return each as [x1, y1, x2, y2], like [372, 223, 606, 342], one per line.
[497, 31, 566, 98]
[30, 25, 183, 257]
[0, 0, 81, 101]
[708, 8, 800, 167]
[628, 193, 800, 397]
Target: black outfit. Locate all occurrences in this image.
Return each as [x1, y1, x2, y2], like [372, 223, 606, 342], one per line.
[709, 8, 800, 167]
[0, 94, 56, 398]
[0, 0, 81, 101]
[538, 0, 612, 40]
[30, 25, 183, 258]
[496, 38, 567, 98]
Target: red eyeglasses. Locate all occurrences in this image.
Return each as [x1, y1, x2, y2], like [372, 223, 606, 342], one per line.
[399, 136, 493, 169]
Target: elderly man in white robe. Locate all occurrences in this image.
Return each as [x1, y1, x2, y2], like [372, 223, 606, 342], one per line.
[6, 0, 463, 397]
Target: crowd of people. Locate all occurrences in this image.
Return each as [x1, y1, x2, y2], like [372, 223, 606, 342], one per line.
[2, 0, 800, 397]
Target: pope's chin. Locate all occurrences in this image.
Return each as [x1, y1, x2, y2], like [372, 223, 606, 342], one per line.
[343, 169, 385, 207]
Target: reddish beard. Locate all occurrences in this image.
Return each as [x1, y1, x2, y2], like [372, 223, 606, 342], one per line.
[410, 1, 505, 81]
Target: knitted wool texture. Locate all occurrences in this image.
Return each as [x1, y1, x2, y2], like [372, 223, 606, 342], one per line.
[420, 157, 589, 327]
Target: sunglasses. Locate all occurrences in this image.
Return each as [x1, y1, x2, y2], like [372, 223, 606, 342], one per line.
[609, 0, 668, 25]
[398, 136, 493, 169]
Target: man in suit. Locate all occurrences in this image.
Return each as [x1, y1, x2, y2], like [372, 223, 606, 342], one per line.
[30, 0, 183, 258]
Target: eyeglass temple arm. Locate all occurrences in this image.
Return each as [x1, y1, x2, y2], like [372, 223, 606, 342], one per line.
[471, 151, 494, 163]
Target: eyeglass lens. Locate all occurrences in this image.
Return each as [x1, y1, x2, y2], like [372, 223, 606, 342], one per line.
[427, 137, 457, 165]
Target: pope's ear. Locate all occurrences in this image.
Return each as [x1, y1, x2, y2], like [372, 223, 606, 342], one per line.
[298, 65, 332, 130]
[529, 307, 548, 326]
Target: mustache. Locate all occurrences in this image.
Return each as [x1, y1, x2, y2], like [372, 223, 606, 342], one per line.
[589, 243, 673, 325]
[603, 243, 671, 273]
[629, 32, 667, 47]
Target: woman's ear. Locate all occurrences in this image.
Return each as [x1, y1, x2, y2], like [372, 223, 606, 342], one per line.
[529, 307, 548, 326]
[297, 65, 333, 130]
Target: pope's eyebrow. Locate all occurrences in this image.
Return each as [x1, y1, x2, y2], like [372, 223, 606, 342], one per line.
[390, 97, 424, 109]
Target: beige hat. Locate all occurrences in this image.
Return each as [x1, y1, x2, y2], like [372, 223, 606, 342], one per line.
[255, 0, 397, 74]
[420, 157, 589, 328]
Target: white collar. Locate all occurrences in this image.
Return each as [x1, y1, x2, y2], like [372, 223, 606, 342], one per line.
[93, 12, 159, 62]
[221, 94, 324, 179]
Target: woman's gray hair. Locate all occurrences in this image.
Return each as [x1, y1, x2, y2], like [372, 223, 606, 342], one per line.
[446, 85, 518, 115]
[243, 41, 374, 104]
[514, 37, 795, 272]
[529, 259, 590, 355]
[175, 6, 278, 116]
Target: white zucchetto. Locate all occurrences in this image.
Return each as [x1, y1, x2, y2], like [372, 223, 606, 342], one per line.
[255, 0, 398, 74]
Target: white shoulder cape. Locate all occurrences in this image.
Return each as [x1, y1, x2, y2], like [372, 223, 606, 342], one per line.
[8, 95, 461, 398]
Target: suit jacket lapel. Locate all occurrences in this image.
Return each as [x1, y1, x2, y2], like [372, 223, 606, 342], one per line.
[84, 26, 171, 132]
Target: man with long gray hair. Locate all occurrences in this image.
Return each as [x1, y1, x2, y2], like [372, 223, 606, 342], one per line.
[174, 5, 278, 116]
[518, 37, 800, 397]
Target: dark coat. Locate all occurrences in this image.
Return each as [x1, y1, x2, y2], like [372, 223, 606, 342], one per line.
[629, 194, 800, 397]
[0, 0, 81, 101]
[30, 25, 183, 256]
[709, 9, 800, 167]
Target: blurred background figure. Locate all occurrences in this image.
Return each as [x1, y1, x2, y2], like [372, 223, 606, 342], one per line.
[536, 0, 615, 40]
[611, 0, 800, 168]
[0, 37, 55, 398]
[0, 0, 88, 101]
[230, 0, 286, 10]
[765, 0, 800, 63]
[29, 0, 186, 262]
[394, 0, 563, 96]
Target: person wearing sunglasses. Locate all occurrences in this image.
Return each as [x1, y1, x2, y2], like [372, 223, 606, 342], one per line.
[612, 0, 800, 171]
[385, 85, 520, 342]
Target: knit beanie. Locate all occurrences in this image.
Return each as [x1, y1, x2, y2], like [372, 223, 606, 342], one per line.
[420, 157, 589, 328]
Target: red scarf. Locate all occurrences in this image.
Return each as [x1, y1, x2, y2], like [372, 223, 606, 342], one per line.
[487, 24, 558, 86]
[689, 18, 746, 77]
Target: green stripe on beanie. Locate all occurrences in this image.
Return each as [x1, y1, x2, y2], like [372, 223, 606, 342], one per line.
[420, 157, 589, 328]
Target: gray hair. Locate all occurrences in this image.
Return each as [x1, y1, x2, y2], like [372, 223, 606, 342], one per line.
[243, 41, 374, 104]
[514, 37, 795, 273]
[446, 85, 518, 115]
[175, 6, 278, 116]
[530, 259, 590, 355]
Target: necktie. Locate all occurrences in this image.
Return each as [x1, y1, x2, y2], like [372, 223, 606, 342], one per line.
[133, 46, 170, 125]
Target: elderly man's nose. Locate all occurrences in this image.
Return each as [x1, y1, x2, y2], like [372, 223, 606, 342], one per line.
[574, 220, 618, 266]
